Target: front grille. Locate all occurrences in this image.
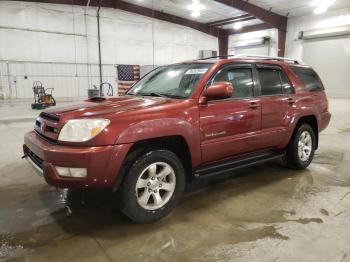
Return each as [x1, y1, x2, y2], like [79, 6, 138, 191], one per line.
[35, 120, 41, 128]
[35, 112, 61, 143]
[27, 148, 43, 169]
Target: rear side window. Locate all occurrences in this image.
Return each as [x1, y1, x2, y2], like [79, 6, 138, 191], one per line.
[258, 69, 281, 95]
[257, 67, 293, 95]
[290, 66, 324, 91]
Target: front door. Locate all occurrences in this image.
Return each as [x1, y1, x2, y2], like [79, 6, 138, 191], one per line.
[199, 64, 262, 164]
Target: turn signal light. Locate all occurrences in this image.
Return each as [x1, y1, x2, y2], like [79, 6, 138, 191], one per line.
[55, 166, 87, 178]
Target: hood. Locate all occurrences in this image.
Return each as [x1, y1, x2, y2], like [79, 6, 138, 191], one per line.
[43, 96, 180, 120]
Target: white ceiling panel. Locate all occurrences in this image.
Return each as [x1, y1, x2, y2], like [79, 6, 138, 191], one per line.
[247, 0, 350, 17]
[121, 0, 350, 29]
[220, 18, 264, 29]
[122, 0, 247, 23]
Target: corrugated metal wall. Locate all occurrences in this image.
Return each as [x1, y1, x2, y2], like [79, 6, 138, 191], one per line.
[0, 1, 218, 99]
[0, 61, 115, 99]
[0, 61, 157, 99]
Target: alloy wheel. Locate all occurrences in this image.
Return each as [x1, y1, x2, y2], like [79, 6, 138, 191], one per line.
[135, 162, 176, 210]
[298, 130, 312, 162]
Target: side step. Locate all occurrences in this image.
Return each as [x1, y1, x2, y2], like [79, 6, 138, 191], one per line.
[194, 151, 285, 178]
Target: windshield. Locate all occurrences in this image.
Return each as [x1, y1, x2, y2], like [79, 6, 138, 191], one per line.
[127, 63, 212, 98]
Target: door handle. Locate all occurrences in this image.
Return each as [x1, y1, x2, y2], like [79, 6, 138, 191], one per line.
[286, 97, 296, 104]
[249, 101, 260, 109]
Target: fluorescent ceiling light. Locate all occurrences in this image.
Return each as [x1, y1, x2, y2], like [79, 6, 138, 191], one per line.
[233, 22, 243, 30]
[310, 0, 336, 15]
[187, 0, 205, 18]
[191, 10, 200, 17]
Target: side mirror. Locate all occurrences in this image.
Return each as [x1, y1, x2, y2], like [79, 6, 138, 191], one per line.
[203, 81, 233, 101]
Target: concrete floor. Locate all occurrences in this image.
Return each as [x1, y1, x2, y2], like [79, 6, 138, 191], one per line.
[0, 99, 349, 262]
[0, 98, 85, 123]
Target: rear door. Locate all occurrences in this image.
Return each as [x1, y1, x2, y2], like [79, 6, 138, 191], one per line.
[199, 63, 262, 164]
[254, 64, 295, 149]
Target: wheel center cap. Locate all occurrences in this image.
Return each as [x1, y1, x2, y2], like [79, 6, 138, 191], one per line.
[149, 180, 159, 189]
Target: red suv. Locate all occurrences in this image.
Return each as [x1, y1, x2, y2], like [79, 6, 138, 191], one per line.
[23, 55, 331, 223]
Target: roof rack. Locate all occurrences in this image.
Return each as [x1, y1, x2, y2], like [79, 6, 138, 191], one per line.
[198, 55, 236, 60]
[198, 54, 304, 64]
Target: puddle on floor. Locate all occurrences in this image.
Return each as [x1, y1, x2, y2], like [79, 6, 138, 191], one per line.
[0, 151, 349, 261]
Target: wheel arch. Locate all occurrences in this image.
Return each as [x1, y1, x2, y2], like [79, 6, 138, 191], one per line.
[113, 135, 193, 193]
[291, 115, 319, 149]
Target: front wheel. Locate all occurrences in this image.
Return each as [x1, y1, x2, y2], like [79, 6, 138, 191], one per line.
[117, 149, 186, 223]
[286, 123, 316, 169]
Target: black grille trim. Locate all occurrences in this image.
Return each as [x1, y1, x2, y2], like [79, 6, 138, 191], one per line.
[34, 130, 58, 144]
[40, 112, 60, 122]
[27, 149, 43, 170]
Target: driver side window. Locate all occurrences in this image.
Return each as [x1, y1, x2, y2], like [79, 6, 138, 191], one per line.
[212, 67, 254, 99]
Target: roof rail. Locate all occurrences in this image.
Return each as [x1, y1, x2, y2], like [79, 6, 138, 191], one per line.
[234, 54, 304, 64]
[198, 55, 236, 60]
[198, 54, 304, 64]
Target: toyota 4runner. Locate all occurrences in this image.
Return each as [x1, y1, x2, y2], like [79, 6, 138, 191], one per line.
[23, 55, 331, 223]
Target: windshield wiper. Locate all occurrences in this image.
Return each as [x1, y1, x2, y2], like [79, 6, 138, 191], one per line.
[137, 92, 184, 99]
[139, 92, 168, 98]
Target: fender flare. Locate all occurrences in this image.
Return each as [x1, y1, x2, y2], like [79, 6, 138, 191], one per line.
[115, 118, 201, 168]
[285, 111, 319, 148]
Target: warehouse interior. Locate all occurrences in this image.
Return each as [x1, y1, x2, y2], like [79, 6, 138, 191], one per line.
[0, 0, 350, 261]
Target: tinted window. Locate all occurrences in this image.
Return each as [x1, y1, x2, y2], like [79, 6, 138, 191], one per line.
[290, 66, 324, 91]
[280, 71, 293, 94]
[258, 68, 282, 95]
[212, 68, 254, 98]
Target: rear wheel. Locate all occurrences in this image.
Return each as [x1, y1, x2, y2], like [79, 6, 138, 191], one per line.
[286, 123, 316, 169]
[117, 149, 185, 223]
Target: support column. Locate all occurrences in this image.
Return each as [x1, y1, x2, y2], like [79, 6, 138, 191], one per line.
[278, 28, 286, 57]
[218, 31, 228, 56]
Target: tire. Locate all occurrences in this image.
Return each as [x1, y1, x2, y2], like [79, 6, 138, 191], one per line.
[286, 123, 316, 169]
[117, 149, 186, 223]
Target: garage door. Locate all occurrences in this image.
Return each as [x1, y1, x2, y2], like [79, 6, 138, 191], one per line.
[302, 36, 350, 98]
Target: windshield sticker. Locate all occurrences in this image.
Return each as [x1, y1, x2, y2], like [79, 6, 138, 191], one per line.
[185, 68, 208, 75]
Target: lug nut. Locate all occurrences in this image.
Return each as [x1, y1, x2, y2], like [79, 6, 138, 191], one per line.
[159, 183, 162, 187]
[154, 190, 157, 193]
[151, 177, 155, 180]
[147, 182, 151, 186]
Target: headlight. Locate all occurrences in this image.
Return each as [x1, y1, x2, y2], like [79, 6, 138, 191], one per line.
[58, 119, 110, 142]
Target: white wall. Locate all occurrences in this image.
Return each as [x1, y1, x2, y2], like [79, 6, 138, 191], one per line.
[285, 8, 350, 98]
[228, 29, 278, 57]
[285, 7, 350, 59]
[0, 1, 218, 98]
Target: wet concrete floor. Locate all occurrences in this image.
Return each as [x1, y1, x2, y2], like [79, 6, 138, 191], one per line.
[0, 99, 349, 261]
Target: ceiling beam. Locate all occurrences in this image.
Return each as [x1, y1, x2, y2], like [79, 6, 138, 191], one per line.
[207, 14, 256, 27]
[213, 0, 287, 30]
[226, 23, 274, 35]
[19, 0, 225, 38]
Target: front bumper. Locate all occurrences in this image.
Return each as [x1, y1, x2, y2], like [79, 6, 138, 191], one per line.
[23, 131, 132, 188]
[320, 111, 331, 132]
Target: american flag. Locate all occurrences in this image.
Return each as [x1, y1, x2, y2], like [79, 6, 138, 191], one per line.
[117, 64, 140, 96]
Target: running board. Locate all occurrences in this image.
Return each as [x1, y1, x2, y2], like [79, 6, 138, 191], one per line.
[194, 151, 285, 178]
